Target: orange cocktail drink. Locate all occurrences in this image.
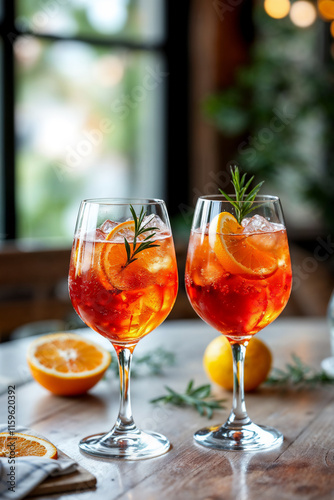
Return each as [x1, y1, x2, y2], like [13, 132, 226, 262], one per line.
[185, 213, 291, 343]
[68, 199, 178, 460]
[69, 220, 178, 346]
[185, 185, 292, 452]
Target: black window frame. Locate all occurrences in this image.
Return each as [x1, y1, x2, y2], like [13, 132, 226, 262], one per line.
[0, 0, 190, 241]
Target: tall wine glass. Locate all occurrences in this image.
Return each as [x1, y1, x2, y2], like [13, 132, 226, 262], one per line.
[185, 195, 292, 451]
[68, 199, 178, 459]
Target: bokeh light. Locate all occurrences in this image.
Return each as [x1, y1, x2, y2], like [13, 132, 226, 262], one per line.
[86, 0, 129, 34]
[94, 55, 125, 87]
[264, 0, 291, 19]
[14, 37, 42, 67]
[318, 0, 334, 20]
[290, 1, 317, 27]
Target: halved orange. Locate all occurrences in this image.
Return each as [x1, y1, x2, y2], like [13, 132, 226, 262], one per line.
[0, 432, 57, 459]
[27, 333, 111, 396]
[99, 220, 154, 291]
[209, 212, 277, 276]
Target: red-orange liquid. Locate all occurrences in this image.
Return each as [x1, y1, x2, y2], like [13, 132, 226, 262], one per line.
[69, 233, 178, 345]
[185, 228, 292, 342]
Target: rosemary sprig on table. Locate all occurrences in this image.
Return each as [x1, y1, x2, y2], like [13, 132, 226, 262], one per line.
[265, 354, 334, 386]
[123, 205, 160, 268]
[150, 380, 226, 419]
[219, 165, 264, 224]
[109, 348, 176, 378]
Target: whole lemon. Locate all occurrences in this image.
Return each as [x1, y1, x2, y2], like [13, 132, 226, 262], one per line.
[203, 335, 272, 392]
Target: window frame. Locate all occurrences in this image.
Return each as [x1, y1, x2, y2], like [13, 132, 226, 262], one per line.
[0, 0, 190, 241]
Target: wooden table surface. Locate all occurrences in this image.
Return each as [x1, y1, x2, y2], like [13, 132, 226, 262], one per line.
[0, 317, 334, 500]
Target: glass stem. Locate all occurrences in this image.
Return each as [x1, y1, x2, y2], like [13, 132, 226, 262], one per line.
[114, 346, 137, 433]
[227, 343, 251, 426]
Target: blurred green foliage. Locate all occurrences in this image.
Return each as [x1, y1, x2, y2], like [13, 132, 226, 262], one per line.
[204, 9, 334, 234]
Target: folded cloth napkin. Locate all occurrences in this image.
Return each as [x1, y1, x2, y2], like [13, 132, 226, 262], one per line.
[0, 425, 77, 500]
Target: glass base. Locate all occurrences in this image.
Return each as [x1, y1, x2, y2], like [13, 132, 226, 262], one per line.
[194, 421, 283, 452]
[79, 428, 170, 460]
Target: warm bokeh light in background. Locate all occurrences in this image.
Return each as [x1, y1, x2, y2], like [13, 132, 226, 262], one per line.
[290, 1, 317, 27]
[264, 0, 334, 56]
[318, 0, 334, 20]
[264, 0, 291, 18]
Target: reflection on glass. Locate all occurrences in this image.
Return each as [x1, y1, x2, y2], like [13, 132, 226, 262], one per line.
[15, 38, 166, 240]
[15, 0, 165, 43]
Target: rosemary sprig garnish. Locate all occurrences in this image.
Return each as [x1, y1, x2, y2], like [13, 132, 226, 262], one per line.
[150, 380, 226, 419]
[109, 348, 176, 378]
[219, 165, 264, 224]
[265, 354, 334, 387]
[123, 205, 160, 268]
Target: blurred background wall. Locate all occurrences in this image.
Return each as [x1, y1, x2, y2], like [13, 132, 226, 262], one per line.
[0, 0, 333, 340]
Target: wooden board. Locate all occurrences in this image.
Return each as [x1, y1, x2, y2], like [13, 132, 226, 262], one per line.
[28, 451, 96, 497]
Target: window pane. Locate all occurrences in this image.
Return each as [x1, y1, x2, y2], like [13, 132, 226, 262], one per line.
[15, 0, 165, 43]
[15, 38, 166, 241]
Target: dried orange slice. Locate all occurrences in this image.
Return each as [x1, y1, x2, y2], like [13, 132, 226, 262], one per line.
[209, 212, 277, 275]
[0, 432, 57, 459]
[99, 220, 153, 291]
[27, 333, 111, 396]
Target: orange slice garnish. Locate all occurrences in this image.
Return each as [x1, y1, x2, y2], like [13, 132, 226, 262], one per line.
[99, 220, 154, 291]
[209, 212, 278, 276]
[105, 220, 136, 240]
[27, 333, 111, 396]
[0, 432, 57, 459]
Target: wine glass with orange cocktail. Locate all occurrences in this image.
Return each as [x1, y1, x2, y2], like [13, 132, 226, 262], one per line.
[185, 168, 292, 451]
[68, 199, 178, 459]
